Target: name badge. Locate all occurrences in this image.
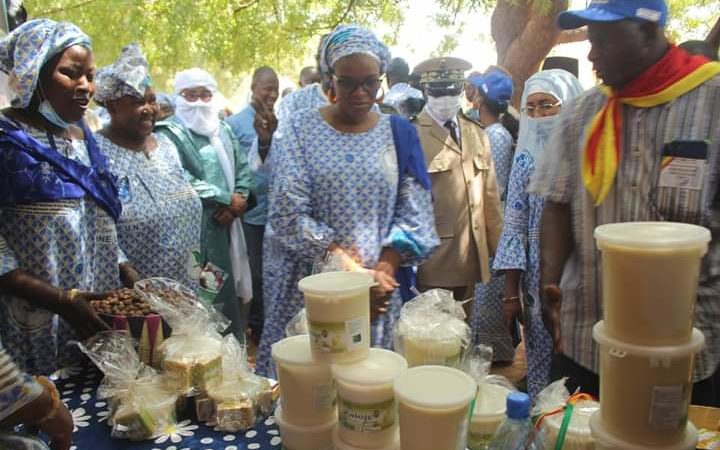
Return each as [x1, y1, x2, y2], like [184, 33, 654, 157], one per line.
[658, 140, 709, 191]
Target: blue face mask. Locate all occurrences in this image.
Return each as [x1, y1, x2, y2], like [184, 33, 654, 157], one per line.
[466, 108, 480, 121]
[39, 99, 72, 129]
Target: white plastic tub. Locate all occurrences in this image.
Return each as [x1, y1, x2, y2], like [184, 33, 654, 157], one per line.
[274, 405, 336, 450]
[594, 322, 704, 445]
[594, 222, 710, 345]
[590, 412, 698, 450]
[332, 348, 408, 448]
[299, 271, 374, 364]
[272, 335, 335, 426]
[467, 383, 510, 450]
[394, 365, 477, 450]
[332, 426, 400, 450]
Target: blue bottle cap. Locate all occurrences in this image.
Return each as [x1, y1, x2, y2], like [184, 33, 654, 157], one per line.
[506, 391, 531, 419]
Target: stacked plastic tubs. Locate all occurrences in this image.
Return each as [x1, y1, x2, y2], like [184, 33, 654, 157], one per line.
[591, 222, 711, 449]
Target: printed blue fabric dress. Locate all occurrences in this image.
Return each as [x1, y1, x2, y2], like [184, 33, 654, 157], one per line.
[255, 109, 438, 377]
[473, 122, 515, 362]
[98, 133, 202, 287]
[0, 117, 123, 375]
[493, 149, 553, 398]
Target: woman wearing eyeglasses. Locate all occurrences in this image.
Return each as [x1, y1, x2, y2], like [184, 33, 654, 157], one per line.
[492, 69, 583, 398]
[255, 25, 439, 377]
[155, 68, 256, 340]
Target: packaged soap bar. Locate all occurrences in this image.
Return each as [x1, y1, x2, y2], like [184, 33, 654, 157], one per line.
[195, 396, 217, 423]
[216, 399, 256, 432]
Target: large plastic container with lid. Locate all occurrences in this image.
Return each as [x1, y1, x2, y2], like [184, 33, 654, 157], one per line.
[541, 398, 599, 450]
[299, 271, 374, 364]
[594, 222, 710, 345]
[594, 322, 705, 446]
[590, 412, 698, 450]
[271, 335, 335, 426]
[467, 383, 511, 450]
[332, 348, 408, 448]
[332, 426, 400, 450]
[274, 405, 336, 450]
[393, 365, 477, 450]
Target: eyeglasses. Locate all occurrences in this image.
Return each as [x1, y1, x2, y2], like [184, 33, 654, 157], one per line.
[333, 75, 384, 95]
[180, 90, 213, 103]
[521, 101, 562, 114]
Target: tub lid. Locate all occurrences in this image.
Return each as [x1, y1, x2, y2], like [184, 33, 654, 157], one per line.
[298, 271, 375, 297]
[473, 383, 510, 417]
[332, 426, 399, 450]
[593, 322, 705, 358]
[274, 405, 337, 432]
[393, 365, 477, 409]
[594, 222, 710, 250]
[271, 335, 316, 366]
[332, 348, 408, 385]
[590, 412, 697, 450]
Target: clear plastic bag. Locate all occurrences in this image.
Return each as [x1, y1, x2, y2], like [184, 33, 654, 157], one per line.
[78, 332, 179, 441]
[463, 345, 517, 450]
[533, 379, 599, 450]
[285, 308, 308, 337]
[136, 278, 227, 396]
[201, 336, 275, 431]
[393, 289, 471, 368]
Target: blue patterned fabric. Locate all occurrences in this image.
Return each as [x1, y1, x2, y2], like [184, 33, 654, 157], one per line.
[320, 24, 391, 75]
[275, 84, 327, 124]
[484, 123, 514, 201]
[493, 150, 552, 398]
[50, 365, 281, 450]
[94, 44, 152, 103]
[0, 115, 123, 375]
[0, 19, 91, 108]
[0, 118, 122, 220]
[384, 82, 423, 110]
[98, 133, 202, 287]
[255, 109, 438, 377]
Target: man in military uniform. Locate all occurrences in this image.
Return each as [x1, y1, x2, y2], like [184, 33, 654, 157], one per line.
[414, 57, 504, 311]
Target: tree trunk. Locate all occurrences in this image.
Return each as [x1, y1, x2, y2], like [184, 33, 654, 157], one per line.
[491, 0, 570, 108]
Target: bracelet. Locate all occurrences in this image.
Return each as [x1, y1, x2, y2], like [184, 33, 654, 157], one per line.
[34, 376, 61, 425]
[502, 296, 521, 304]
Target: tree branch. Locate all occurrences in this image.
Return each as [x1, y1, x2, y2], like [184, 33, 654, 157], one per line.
[233, 0, 261, 14]
[707, 15, 720, 52]
[38, 0, 103, 16]
[329, 0, 359, 29]
[557, 27, 587, 44]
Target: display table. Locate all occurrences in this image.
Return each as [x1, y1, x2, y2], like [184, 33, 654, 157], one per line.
[53, 365, 282, 450]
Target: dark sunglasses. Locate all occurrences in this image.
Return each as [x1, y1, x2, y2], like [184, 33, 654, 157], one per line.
[333, 75, 384, 95]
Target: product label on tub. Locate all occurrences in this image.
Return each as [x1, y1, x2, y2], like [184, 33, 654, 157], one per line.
[649, 384, 692, 429]
[339, 397, 395, 432]
[313, 381, 337, 409]
[309, 317, 367, 353]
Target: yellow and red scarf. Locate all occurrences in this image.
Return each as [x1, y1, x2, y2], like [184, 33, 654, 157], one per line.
[582, 45, 720, 206]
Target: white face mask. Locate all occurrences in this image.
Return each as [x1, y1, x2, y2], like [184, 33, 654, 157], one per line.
[426, 95, 462, 122]
[175, 96, 220, 137]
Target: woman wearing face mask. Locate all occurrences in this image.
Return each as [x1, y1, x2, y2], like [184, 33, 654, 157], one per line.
[255, 24, 439, 377]
[95, 45, 202, 287]
[0, 19, 129, 375]
[492, 69, 583, 397]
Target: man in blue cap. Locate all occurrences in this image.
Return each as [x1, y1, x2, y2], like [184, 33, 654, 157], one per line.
[529, 0, 720, 405]
[414, 57, 504, 313]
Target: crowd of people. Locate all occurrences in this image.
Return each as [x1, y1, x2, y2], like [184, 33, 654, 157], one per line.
[0, 0, 719, 448]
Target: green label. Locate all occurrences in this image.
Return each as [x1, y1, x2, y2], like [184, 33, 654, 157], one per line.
[338, 396, 395, 432]
[309, 317, 365, 354]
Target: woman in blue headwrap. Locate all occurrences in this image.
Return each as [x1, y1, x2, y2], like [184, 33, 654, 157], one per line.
[492, 69, 583, 398]
[0, 19, 129, 376]
[256, 24, 439, 377]
[95, 44, 202, 287]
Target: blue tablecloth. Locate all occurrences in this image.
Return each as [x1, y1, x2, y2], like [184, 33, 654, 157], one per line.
[53, 365, 282, 450]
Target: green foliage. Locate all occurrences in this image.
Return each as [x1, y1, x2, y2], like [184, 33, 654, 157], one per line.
[25, 0, 404, 93]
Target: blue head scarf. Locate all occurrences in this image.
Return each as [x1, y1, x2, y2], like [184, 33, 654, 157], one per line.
[94, 43, 152, 103]
[518, 69, 583, 161]
[321, 24, 391, 75]
[0, 18, 91, 108]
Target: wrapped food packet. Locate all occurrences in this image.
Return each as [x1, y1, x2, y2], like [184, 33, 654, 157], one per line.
[463, 345, 517, 450]
[135, 278, 227, 396]
[532, 379, 599, 450]
[202, 336, 276, 431]
[393, 289, 471, 368]
[78, 332, 179, 441]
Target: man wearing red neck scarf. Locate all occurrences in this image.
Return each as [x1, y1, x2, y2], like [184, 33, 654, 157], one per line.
[527, 0, 720, 408]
